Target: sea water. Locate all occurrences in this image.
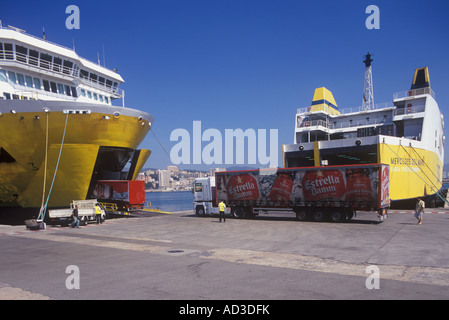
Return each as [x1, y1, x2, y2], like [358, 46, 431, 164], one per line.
[145, 191, 193, 212]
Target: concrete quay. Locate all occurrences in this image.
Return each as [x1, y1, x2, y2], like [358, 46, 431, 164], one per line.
[0, 209, 449, 301]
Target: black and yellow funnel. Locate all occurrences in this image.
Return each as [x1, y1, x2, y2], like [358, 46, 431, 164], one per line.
[411, 67, 430, 90]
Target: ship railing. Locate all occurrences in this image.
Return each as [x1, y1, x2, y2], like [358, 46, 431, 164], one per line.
[297, 116, 392, 130]
[0, 25, 123, 75]
[77, 76, 124, 98]
[393, 87, 435, 100]
[12, 89, 77, 102]
[297, 102, 393, 115]
[297, 119, 329, 129]
[1, 50, 125, 99]
[393, 104, 426, 116]
[1, 50, 78, 77]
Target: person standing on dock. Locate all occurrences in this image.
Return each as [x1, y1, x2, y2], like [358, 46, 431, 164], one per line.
[95, 203, 103, 224]
[415, 197, 425, 225]
[219, 201, 226, 223]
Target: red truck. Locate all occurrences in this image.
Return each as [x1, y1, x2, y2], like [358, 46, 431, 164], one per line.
[194, 164, 390, 222]
[92, 180, 145, 212]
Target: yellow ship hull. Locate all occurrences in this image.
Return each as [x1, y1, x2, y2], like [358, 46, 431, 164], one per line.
[378, 143, 443, 202]
[0, 101, 152, 208]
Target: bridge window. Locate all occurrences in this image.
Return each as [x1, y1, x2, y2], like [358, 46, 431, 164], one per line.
[15, 45, 27, 63]
[25, 75, 33, 88]
[4, 43, 13, 60]
[33, 77, 41, 90]
[8, 71, 16, 84]
[89, 73, 98, 83]
[80, 69, 89, 79]
[43, 80, 50, 92]
[53, 57, 62, 72]
[57, 83, 65, 94]
[40, 53, 52, 69]
[63, 60, 73, 75]
[0, 70, 6, 82]
[17, 73, 25, 86]
[29, 50, 39, 66]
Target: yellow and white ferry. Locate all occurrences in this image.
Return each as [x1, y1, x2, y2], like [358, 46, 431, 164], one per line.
[283, 55, 445, 208]
[0, 25, 153, 208]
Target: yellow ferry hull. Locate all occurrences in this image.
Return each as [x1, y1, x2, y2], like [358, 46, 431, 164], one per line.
[0, 101, 152, 208]
[378, 143, 443, 202]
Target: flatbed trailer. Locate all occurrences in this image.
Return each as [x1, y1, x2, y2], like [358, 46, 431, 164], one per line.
[48, 199, 106, 226]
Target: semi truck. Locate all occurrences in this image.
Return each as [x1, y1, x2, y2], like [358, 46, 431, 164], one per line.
[193, 164, 390, 222]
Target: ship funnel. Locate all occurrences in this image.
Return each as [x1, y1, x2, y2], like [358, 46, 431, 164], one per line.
[411, 67, 430, 90]
[309, 87, 340, 115]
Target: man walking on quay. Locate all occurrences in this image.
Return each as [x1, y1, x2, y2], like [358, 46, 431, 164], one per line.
[70, 205, 80, 228]
[219, 200, 226, 223]
[415, 197, 425, 225]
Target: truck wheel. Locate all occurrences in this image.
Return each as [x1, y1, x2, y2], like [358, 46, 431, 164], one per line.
[312, 209, 326, 222]
[346, 209, 355, 221]
[232, 207, 244, 219]
[195, 206, 206, 217]
[295, 209, 309, 221]
[330, 210, 345, 222]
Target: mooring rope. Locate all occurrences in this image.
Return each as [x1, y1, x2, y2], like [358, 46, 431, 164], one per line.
[38, 111, 49, 218]
[37, 112, 69, 221]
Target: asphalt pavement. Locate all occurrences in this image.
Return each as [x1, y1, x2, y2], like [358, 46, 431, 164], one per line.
[0, 209, 448, 303]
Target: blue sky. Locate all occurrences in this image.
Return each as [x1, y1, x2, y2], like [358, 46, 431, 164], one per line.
[3, 0, 449, 170]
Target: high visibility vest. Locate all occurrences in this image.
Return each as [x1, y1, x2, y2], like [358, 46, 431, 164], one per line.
[95, 206, 102, 215]
[219, 202, 226, 211]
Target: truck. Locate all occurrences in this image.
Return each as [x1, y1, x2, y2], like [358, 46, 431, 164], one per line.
[193, 164, 390, 222]
[92, 180, 146, 212]
[48, 199, 106, 226]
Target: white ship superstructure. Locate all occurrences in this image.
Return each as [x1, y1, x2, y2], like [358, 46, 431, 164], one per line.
[283, 55, 445, 208]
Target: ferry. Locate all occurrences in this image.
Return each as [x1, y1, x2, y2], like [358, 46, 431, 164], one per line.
[0, 25, 153, 209]
[283, 54, 446, 208]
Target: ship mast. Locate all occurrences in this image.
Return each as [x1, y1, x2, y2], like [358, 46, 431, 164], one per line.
[362, 52, 374, 111]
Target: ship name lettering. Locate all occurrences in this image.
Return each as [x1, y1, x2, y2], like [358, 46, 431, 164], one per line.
[390, 157, 423, 166]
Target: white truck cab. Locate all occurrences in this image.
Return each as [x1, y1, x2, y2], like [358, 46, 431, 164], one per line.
[193, 177, 230, 216]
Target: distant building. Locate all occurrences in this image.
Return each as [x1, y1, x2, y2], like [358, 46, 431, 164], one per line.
[158, 169, 171, 188]
[167, 165, 179, 174]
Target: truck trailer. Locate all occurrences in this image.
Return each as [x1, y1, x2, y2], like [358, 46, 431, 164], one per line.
[193, 164, 390, 222]
[92, 180, 146, 212]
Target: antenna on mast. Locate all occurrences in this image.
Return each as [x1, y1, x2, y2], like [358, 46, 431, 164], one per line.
[362, 52, 374, 111]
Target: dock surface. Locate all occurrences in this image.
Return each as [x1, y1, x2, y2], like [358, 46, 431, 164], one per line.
[1, 209, 449, 300]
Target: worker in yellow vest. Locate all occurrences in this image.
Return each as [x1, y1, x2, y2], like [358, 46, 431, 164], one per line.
[219, 200, 226, 223]
[95, 203, 103, 224]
